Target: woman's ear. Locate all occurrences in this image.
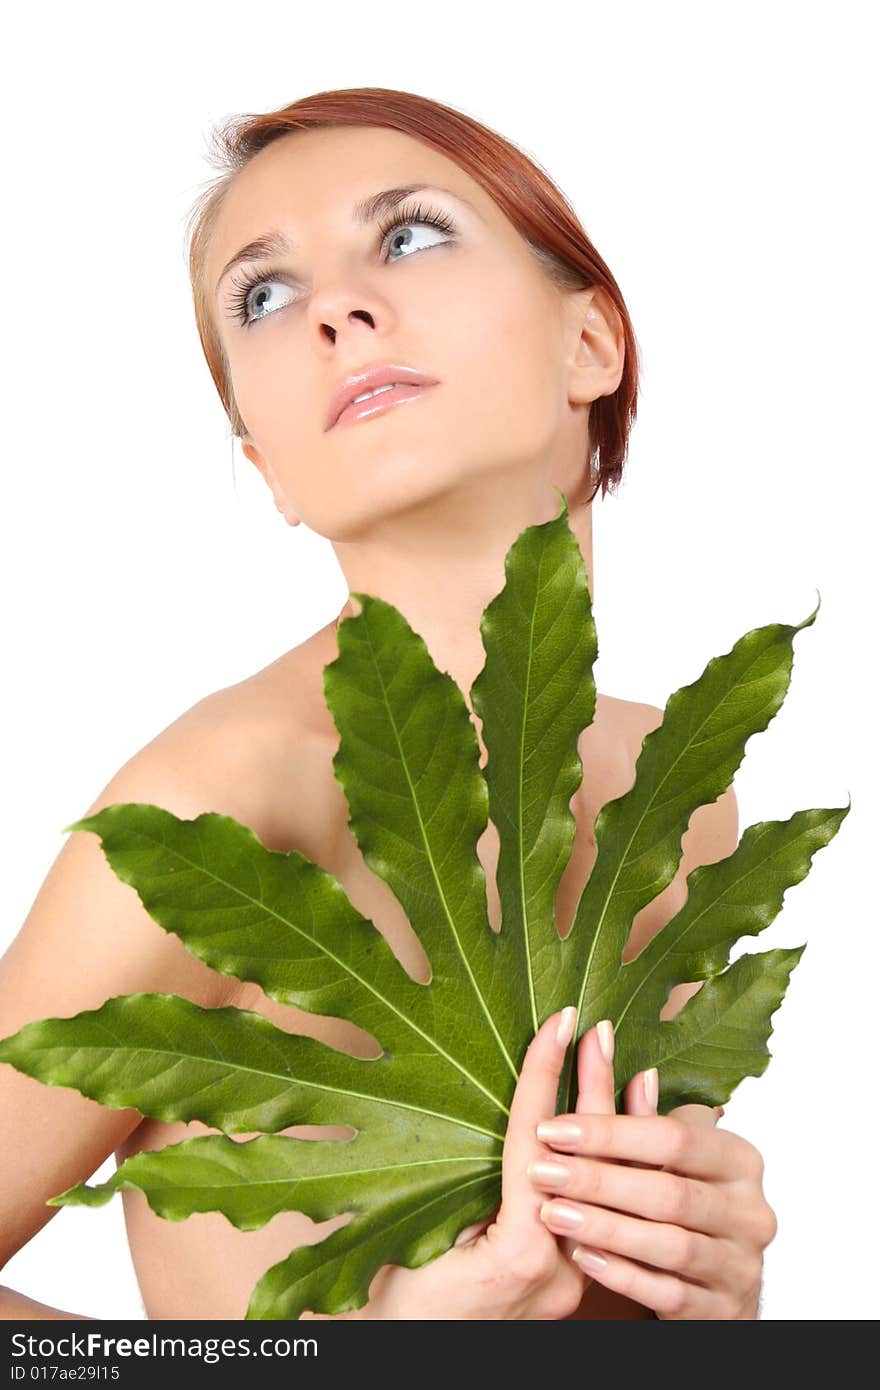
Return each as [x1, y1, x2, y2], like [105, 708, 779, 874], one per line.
[240, 437, 301, 526]
[566, 286, 626, 407]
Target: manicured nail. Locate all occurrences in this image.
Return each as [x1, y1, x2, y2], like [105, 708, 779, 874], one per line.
[643, 1067, 658, 1107]
[540, 1200, 583, 1231]
[527, 1159, 571, 1187]
[536, 1118, 582, 1144]
[556, 1006, 577, 1048]
[597, 1019, 614, 1064]
[573, 1245, 607, 1271]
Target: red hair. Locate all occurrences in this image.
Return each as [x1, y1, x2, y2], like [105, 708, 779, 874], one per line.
[185, 86, 641, 502]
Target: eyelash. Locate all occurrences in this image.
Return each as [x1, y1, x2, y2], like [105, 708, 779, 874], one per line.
[225, 199, 458, 328]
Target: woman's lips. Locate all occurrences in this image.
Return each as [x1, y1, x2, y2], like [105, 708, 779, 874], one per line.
[332, 382, 437, 429]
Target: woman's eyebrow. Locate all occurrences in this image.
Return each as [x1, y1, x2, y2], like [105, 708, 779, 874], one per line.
[214, 183, 477, 298]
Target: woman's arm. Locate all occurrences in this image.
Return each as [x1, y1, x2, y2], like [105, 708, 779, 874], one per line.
[0, 1286, 98, 1320]
[0, 739, 279, 1319]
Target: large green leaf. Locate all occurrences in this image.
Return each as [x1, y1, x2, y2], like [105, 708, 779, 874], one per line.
[321, 582, 517, 1095]
[548, 586, 825, 1107]
[9, 807, 505, 1131]
[597, 807, 848, 1112]
[0, 490, 849, 1319]
[470, 493, 597, 1054]
[0, 992, 505, 1138]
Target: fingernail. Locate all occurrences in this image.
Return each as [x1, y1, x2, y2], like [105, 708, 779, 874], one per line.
[536, 1118, 582, 1144]
[527, 1159, 571, 1187]
[643, 1067, 658, 1107]
[540, 1200, 583, 1231]
[556, 1006, 577, 1048]
[597, 1019, 614, 1064]
[573, 1245, 607, 1271]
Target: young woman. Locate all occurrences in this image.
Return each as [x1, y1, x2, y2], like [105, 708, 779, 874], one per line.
[0, 87, 775, 1321]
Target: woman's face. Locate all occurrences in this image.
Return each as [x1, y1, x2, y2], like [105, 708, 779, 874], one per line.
[207, 125, 591, 539]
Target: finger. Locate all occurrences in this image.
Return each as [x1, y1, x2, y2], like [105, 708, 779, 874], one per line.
[501, 1005, 578, 1221]
[537, 1152, 724, 1236]
[574, 1020, 616, 1116]
[570, 1244, 718, 1319]
[622, 1065, 664, 1169]
[623, 1066, 659, 1117]
[454, 1210, 497, 1246]
[532, 1110, 749, 1183]
[541, 1194, 719, 1276]
[546, 1016, 614, 1267]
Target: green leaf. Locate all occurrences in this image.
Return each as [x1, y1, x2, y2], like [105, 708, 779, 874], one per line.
[0, 993, 505, 1138]
[0, 491, 849, 1319]
[33, 806, 504, 1130]
[645, 946, 806, 1111]
[552, 591, 826, 1107]
[48, 1131, 501, 1321]
[470, 487, 598, 1048]
[598, 806, 848, 1111]
[321, 589, 518, 1095]
[47, 1130, 500, 1229]
[244, 1169, 502, 1320]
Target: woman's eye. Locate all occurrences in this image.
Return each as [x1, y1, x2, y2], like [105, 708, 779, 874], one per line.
[233, 278, 296, 327]
[382, 217, 450, 263]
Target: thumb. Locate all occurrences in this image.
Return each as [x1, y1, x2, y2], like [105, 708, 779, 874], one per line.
[453, 1212, 496, 1247]
[500, 1005, 578, 1219]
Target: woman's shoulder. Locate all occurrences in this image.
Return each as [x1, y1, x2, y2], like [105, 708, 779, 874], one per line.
[183, 639, 661, 813]
[599, 692, 664, 741]
[140, 623, 662, 857]
[121, 621, 344, 853]
[578, 692, 663, 778]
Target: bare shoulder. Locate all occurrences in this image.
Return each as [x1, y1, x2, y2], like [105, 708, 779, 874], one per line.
[585, 693, 660, 782]
[607, 694, 664, 749]
[124, 622, 343, 854]
[135, 634, 326, 762]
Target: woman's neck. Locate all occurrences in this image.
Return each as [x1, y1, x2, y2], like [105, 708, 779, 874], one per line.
[331, 470, 594, 706]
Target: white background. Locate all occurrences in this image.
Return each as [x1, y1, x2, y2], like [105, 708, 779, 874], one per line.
[1, 0, 876, 1321]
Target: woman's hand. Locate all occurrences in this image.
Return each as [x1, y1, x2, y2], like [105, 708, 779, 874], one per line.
[528, 1018, 778, 1319]
[365, 1006, 592, 1319]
